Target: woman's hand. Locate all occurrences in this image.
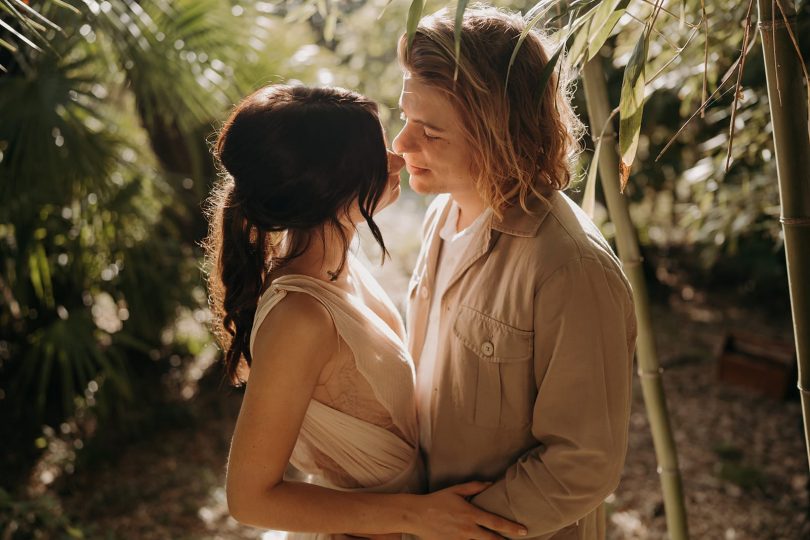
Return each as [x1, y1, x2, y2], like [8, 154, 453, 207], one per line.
[339, 535, 401, 540]
[406, 481, 528, 540]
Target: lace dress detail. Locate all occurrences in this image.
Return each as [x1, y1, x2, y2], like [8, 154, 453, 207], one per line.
[248, 258, 423, 539]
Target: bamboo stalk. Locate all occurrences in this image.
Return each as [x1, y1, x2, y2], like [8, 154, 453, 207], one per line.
[582, 56, 690, 540]
[756, 0, 810, 470]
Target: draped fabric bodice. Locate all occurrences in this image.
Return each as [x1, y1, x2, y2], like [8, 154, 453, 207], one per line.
[249, 259, 423, 539]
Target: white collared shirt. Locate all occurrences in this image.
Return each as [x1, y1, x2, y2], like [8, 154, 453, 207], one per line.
[416, 200, 492, 452]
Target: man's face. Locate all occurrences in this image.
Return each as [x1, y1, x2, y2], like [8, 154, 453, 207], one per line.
[392, 75, 476, 196]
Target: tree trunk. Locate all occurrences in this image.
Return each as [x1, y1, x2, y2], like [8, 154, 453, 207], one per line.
[582, 56, 690, 540]
[757, 0, 810, 470]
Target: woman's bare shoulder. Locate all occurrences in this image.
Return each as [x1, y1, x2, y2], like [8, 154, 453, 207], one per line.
[251, 290, 338, 373]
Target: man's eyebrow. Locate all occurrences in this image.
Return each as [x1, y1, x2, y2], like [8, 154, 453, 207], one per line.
[397, 106, 446, 133]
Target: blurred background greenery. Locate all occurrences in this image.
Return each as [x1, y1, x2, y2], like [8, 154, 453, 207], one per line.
[1, 1, 807, 538]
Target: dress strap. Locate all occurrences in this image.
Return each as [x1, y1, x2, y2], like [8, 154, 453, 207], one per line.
[249, 281, 343, 360]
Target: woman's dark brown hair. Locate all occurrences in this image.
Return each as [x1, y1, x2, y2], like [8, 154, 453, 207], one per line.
[203, 84, 390, 385]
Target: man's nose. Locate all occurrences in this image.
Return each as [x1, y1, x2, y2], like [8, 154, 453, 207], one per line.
[391, 127, 411, 155]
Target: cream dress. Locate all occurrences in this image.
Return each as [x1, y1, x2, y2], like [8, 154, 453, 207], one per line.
[249, 256, 424, 539]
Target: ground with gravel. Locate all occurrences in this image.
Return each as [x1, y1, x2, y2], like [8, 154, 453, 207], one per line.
[14, 194, 809, 539]
[39, 296, 806, 540]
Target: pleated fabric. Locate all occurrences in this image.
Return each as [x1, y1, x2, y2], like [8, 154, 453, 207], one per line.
[249, 260, 423, 539]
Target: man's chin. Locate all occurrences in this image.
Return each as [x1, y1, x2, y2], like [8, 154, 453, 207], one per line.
[408, 177, 442, 195]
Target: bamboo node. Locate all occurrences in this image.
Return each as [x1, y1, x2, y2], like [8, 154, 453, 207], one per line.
[593, 132, 617, 143]
[637, 368, 664, 379]
[757, 16, 797, 31]
[657, 466, 682, 475]
[799, 384, 810, 397]
[780, 216, 810, 226]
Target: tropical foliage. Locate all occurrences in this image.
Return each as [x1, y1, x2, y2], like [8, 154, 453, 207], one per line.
[0, 0, 338, 485]
[1, 2, 806, 536]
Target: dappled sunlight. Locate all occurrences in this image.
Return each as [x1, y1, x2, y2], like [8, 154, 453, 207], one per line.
[610, 510, 649, 539]
[197, 486, 264, 539]
[357, 189, 430, 313]
[3, 0, 809, 538]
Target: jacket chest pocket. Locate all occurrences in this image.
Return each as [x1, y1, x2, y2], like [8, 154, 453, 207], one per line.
[451, 305, 535, 428]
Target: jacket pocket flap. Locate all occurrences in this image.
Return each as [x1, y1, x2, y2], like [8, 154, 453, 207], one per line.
[452, 305, 533, 363]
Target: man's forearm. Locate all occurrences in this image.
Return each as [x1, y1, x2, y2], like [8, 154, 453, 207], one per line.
[471, 453, 616, 538]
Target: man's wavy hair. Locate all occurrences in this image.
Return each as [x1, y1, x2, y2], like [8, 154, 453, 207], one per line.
[398, 4, 584, 214]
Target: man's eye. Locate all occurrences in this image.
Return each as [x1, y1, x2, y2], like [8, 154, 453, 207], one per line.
[423, 132, 439, 141]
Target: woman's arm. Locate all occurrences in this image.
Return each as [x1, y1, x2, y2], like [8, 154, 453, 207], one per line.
[226, 291, 526, 539]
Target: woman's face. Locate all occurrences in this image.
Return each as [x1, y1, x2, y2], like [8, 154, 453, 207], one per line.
[376, 148, 406, 213]
[345, 141, 405, 225]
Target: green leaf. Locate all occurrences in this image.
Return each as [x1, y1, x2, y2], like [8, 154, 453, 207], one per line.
[555, 2, 602, 67]
[567, 14, 592, 66]
[35, 242, 54, 308]
[406, 0, 425, 50]
[66, 526, 85, 539]
[588, 0, 623, 36]
[505, 1, 558, 90]
[585, 0, 630, 62]
[582, 136, 603, 219]
[0, 36, 17, 52]
[567, 0, 630, 65]
[453, 0, 469, 80]
[27, 248, 44, 301]
[537, 45, 563, 100]
[48, 0, 82, 15]
[315, 0, 328, 18]
[618, 29, 650, 190]
[0, 0, 55, 51]
[0, 17, 42, 51]
[324, 9, 337, 42]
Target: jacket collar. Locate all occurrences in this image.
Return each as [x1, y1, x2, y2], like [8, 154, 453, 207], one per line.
[490, 191, 554, 238]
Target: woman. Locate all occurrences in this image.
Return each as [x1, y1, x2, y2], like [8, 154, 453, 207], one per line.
[204, 84, 526, 539]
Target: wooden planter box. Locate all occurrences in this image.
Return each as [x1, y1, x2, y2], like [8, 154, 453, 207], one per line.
[716, 331, 797, 399]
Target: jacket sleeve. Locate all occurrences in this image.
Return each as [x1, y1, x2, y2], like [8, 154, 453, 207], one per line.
[471, 256, 637, 537]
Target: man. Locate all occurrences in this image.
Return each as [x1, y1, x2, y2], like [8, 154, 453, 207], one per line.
[392, 5, 637, 539]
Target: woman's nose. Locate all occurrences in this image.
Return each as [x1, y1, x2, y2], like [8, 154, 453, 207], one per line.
[388, 150, 405, 173]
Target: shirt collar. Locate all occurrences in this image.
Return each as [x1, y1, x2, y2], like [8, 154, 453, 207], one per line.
[490, 192, 554, 238]
[439, 200, 493, 242]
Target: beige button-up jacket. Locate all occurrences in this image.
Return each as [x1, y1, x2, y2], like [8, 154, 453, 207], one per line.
[406, 191, 637, 539]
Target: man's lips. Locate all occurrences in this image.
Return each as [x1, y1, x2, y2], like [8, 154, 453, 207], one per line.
[406, 164, 430, 175]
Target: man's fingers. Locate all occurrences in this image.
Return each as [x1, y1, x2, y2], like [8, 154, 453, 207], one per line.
[475, 509, 528, 537]
[449, 480, 492, 496]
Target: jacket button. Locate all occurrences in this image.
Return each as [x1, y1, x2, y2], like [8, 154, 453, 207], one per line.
[481, 341, 494, 356]
[420, 286, 429, 299]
